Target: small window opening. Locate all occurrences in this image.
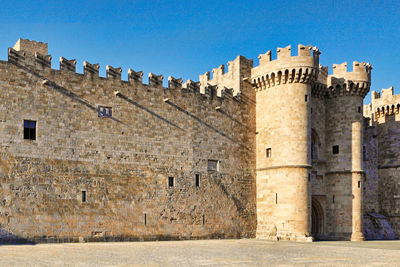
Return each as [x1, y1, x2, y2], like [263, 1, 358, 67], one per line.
[144, 213, 147, 225]
[363, 146, 367, 161]
[168, 177, 174, 187]
[275, 193, 278, 204]
[332, 195, 335, 203]
[202, 214, 205, 225]
[305, 95, 308, 102]
[358, 181, 361, 188]
[82, 190, 87, 203]
[98, 106, 112, 117]
[358, 106, 361, 113]
[311, 108, 313, 114]
[195, 174, 200, 187]
[207, 160, 219, 172]
[266, 148, 272, 158]
[23, 120, 36, 140]
[308, 174, 311, 182]
[332, 145, 339, 155]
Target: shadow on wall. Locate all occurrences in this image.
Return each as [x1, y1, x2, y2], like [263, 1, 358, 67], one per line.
[364, 213, 397, 240]
[0, 226, 36, 245]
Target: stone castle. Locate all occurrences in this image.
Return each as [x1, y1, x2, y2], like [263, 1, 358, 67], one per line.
[0, 38, 398, 243]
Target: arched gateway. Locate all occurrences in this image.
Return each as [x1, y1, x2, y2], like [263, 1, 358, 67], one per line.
[311, 198, 324, 240]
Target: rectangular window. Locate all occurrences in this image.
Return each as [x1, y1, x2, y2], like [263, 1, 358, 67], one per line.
[168, 177, 174, 187]
[332, 145, 339, 154]
[266, 148, 272, 158]
[358, 106, 361, 113]
[275, 193, 278, 204]
[358, 181, 361, 188]
[195, 174, 200, 187]
[98, 106, 112, 117]
[305, 95, 308, 102]
[82, 190, 87, 203]
[23, 120, 36, 140]
[332, 195, 335, 203]
[144, 213, 147, 225]
[202, 214, 205, 225]
[207, 160, 219, 172]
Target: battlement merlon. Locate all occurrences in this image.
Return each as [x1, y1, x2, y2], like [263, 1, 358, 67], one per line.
[330, 61, 372, 83]
[251, 44, 320, 81]
[327, 61, 372, 98]
[13, 38, 48, 56]
[60, 57, 77, 72]
[199, 55, 253, 96]
[106, 65, 122, 80]
[318, 65, 329, 84]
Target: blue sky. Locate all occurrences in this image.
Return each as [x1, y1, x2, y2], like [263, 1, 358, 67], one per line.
[0, 0, 398, 103]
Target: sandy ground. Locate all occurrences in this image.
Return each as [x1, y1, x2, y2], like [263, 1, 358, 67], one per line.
[0, 239, 399, 266]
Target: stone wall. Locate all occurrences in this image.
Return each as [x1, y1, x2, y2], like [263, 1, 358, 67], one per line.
[0, 41, 256, 242]
[363, 87, 400, 238]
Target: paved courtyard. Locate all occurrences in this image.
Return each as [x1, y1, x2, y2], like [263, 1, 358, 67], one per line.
[0, 239, 399, 266]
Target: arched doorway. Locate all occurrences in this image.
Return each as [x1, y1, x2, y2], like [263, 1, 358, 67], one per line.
[311, 198, 324, 240]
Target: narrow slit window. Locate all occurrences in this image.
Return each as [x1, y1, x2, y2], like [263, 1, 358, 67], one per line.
[358, 106, 361, 113]
[23, 120, 36, 140]
[202, 214, 205, 225]
[305, 94, 308, 102]
[82, 190, 87, 203]
[332, 145, 339, 155]
[275, 193, 278, 204]
[195, 174, 200, 187]
[168, 177, 174, 187]
[144, 213, 147, 225]
[266, 148, 272, 158]
[332, 195, 335, 203]
[363, 146, 367, 161]
[358, 181, 361, 188]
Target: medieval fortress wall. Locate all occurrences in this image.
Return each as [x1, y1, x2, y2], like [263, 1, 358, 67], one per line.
[364, 87, 400, 238]
[0, 38, 398, 242]
[0, 39, 257, 242]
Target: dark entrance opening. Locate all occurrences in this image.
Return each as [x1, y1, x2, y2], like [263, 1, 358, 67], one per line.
[311, 198, 324, 240]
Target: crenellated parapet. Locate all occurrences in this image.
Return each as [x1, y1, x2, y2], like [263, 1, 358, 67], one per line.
[365, 87, 400, 121]
[251, 44, 320, 91]
[13, 38, 48, 56]
[199, 55, 253, 96]
[327, 61, 372, 98]
[3, 38, 257, 116]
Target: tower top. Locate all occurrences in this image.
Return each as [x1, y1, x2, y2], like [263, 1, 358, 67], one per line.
[13, 38, 48, 55]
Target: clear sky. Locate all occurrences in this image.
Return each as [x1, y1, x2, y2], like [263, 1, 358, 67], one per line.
[0, 0, 398, 103]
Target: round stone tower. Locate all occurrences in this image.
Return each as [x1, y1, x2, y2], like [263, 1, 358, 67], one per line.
[251, 44, 320, 241]
[325, 61, 372, 241]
